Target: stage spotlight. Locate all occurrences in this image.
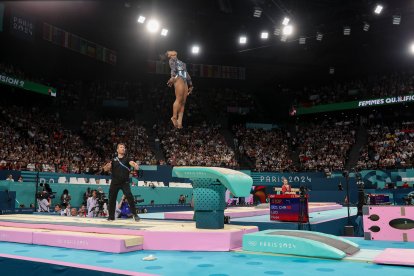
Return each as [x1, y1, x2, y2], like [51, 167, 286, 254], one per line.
[299, 37, 306, 44]
[161, 28, 168, 36]
[253, 7, 262, 18]
[343, 26, 351, 35]
[274, 27, 281, 36]
[192, 45, 200, 54]
[316, 32, 323, 41]
[363, 22, 370, 31]
[137, 16, 146, 24]
[239, 36, 247, 44]
[146, 19, 160, 33]
[374, 4, 383, 15]
[261, 32, 269, 39]
[393, 15, 401, 25]
[282, 25, 293, 36]
[282, 17, 290, 26]
[410, 43, 414, 54]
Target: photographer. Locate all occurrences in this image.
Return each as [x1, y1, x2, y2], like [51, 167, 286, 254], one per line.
[178, 194, 186, 204]
[87, 190, 99, 217]
[83, 187, 91, 205]
[60, 189, 72, 208]
[116, 195, 133, 219]
[404, 192, 414, 205]
[43, 183, 53, 195]
[37, 191, 50, 212]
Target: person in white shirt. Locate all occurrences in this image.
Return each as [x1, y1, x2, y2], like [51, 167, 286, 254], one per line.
[62, 204, 72, 216]
[27, 163, 35, 171]
[37, 192, 50, 212]
[6, 174, 14, 182]
[87, 190, 99, 217]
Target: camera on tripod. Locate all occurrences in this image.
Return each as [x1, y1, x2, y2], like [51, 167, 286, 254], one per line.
[36, 191, 56, 200]
[39, 183, 56, 199]
[299, 185, 308, 197]
[36, 191, 48, 200]
[134, 195, 144, 204]
[95, 190, 108, 213]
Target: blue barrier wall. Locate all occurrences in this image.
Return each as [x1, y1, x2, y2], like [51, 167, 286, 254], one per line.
[1, 167, 413, 206]
[332, 168, 414, 188]
[2, 167, 413, 189]
[0, 181, 193, 208]
[250, 172, 358, 192]
[365, 188, 414, 205]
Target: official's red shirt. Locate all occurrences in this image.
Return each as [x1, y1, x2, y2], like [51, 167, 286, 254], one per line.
[282, 185, 291, 194]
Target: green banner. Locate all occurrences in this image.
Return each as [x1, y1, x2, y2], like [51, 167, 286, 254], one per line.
[0, 73, 57, 97]
[297, 94, 414, 115]
[0, 3, 4, 32]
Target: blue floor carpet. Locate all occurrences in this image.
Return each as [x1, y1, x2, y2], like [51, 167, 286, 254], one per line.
[0, 238, 413, 276]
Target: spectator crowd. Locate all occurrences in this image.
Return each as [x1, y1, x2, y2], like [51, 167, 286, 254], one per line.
[2, 61, 414, 174]
[357, 122, 414, 169]
[233, 125, 293, 172]
[157, 123, 238, 168]
[297, 120, 356, 171]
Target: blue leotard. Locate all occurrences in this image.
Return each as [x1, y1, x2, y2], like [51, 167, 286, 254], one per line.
[169, 57, 192, 86]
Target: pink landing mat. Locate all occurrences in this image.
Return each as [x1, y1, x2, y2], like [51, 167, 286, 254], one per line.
[374, 248, 414, 266]
[0, 215, 258, 252]
[363, 206, 414, 242]
[0, 226, 143, 253]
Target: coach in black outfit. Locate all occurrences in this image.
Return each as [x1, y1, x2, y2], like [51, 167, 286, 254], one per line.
[103, 143, 140, 221]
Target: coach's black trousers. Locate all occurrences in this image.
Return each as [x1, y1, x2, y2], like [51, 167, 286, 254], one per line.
[108, 181, 137, 220]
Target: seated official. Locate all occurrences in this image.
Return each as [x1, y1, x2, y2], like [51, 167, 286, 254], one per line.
[281, 178, 292, 194]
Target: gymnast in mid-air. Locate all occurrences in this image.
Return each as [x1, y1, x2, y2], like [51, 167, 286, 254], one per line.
[166, 50, 193, 129]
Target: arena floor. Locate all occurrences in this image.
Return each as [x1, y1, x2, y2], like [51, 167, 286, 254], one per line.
[0, 238, 413, 276]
